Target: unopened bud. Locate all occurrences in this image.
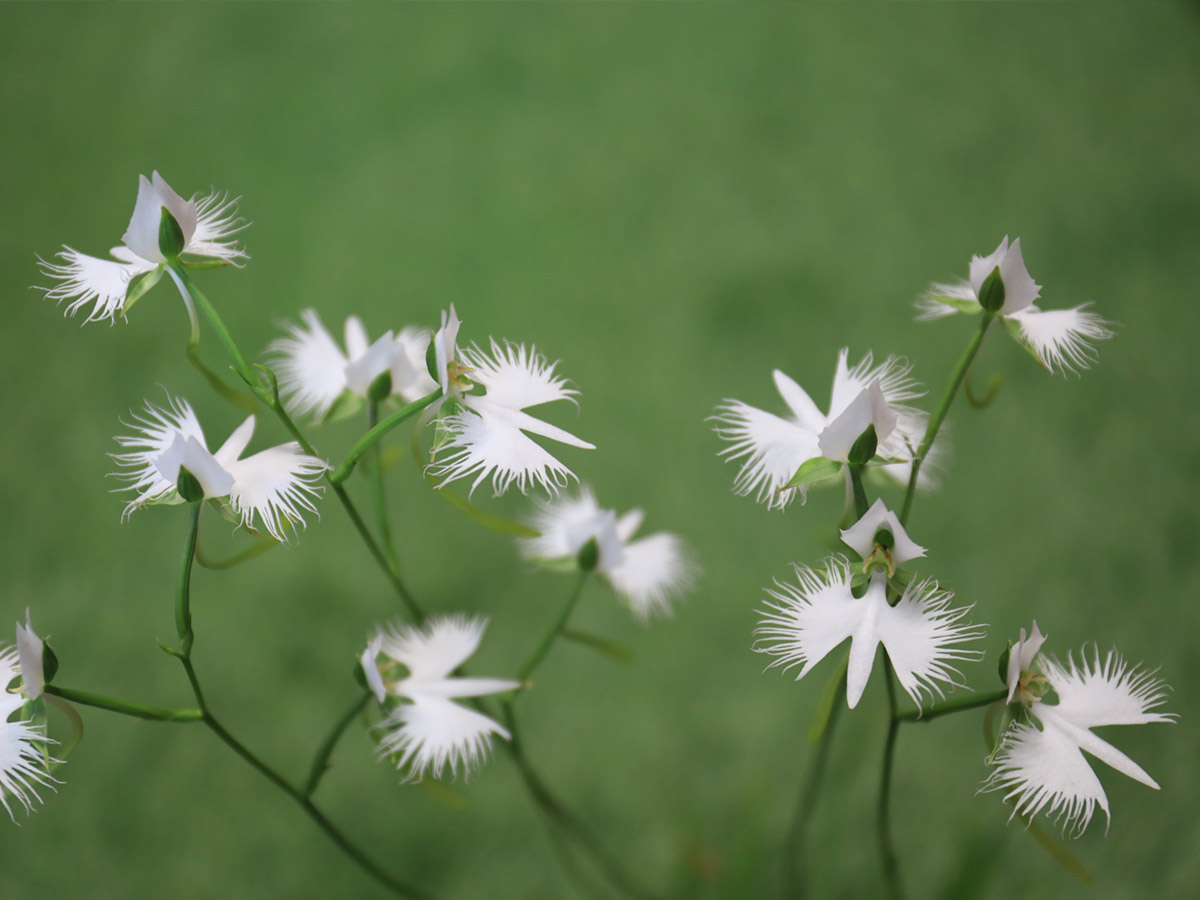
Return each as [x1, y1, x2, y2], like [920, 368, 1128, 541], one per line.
[368, 370, 393, 405]
[576, 537, 600, 573]
[159, 207, 186, 260]
[978, 265, 1006, 312]
[176, 466, 205, 503]
[847, 424, 877, 466]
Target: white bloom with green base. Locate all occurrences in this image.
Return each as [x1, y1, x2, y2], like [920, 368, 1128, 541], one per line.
[756, 557, 982, 709]
[269, 310, 436, 419]
[713, 350, 926, 509]
[984, 623, 1174, 835]
[112, 396, 327, 541]
[426, 306, 595, 496]
[839, 498, 926, 572]
[1, 627, 57, 821]
[38, 172, 246, 324]
[362, 616, 520, 781]
[519, 487, 695, 621]
[917, 236, 1113, 375]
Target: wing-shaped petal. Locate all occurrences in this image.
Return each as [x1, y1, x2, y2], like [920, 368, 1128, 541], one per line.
[606, 532, 695, 622]
[1007, 305, 1113, 375]
[376, 696, 511, 781]
[462, 339, 578, 411]
[111, 396, 209, 514]
[377, 616, 487, 683]
[268, 310, 351, 419]
[224, 442, 327, 541]
[1043, 649, 1174, 729]
[712, 400, 820, 509]
[37, 247, 154, 323]
[188, 189, 247, 263]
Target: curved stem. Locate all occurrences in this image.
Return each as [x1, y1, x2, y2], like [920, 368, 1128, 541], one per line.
[331, 391, 442, 484]
[897, 689, 1007, 723]
[168, 265, 260, 393]
[878, 668, 904, 900]
[304, 691, 372, 798]
[195, 534, 278, 570]
[517, 571, 590, 683]
[44, 684, 203, 723]
[365, 400, 401, 574]
[848, 464, 870, 520]
[899, 312, 995, 525]
[176, 502, 202, 657]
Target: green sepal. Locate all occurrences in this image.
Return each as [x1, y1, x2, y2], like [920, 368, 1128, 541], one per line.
[207, 496, 255, 533]
[156, 638, 185, 659]
[368, 371, 393, 405]
[120, 265, 164, 316]
[353, 658, 370, 692]
[783, 456, 842, 491]
[425, 337, 439, 383]
[978, 265, 1006, 313]
[41, 642, 59, 685]
[997, 644, 1012, 686]
[576, 537, 600, 573]
[159, 207, 185, 260]
[319, 390, 364, 425]
[1024, 818, 1092, 884]
[561, 629, 633, 663]
[175, 469, 205, 503]
[179, 254, 235, 269]
[847, 425, 878, 466]
[924, 292, 985, 315]
[1003, 315, 1048, 367]
[807, 650, 849, 744]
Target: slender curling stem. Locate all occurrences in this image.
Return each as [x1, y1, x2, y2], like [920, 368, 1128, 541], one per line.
[517, 571, 590, 683]
[897, 689, 1007, 723]
[878, 668, 904, 900]
[899, 312, 995, 525]
[304, 691, 373, 798]
[176, 502, 202, 656]
[781, 681, 844, 900]
[195, 535, 278, 570]
[331, 391, 443, 484]
[365, 400, 400, 573]
[501, 701, 659, 900]
[44, 684, 203, 723]
[168, 265, 261, 393]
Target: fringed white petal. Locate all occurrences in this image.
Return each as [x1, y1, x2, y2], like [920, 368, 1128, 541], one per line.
[519, 488, 604, 561]
[1041, 648, 1175, 730]
[224, 442, 327, 541]
[829, 349, 924, 420]
[37, 247, 154, 323]
[268, 310, 351, 419]
[915, 280, 979, 321]
[111, 396, 208, 514]
[1007, 305, 1113, 375]
[712, 400, 820, 509]
[189, 189, 248, 263]
[606, 532, 695, 622]
[839, 498, 926, 567]
[460, 339, 579, 410]
[376, 615, 487, 683]
[0, 647, 59, 821]
[376, 696, 510, 781]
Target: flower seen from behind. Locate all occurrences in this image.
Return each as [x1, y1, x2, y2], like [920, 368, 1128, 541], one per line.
[37, 171, 246, 325]
[268, 309, 437, 420]
[361, 615, 520, 781]
[917, 236, 1113, 375]
[713, 349, 926, 509]
[519, 487, 696, 621]
[984, 623, 1173, 835]
[1, 624, 58, 822]
[111, 395, 327, 541]
[426, 306, 595, 497]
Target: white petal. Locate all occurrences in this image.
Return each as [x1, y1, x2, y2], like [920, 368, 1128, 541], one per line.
[1007, 305, 1113, 375]
[772, 370, 826, 433]
[37, 248, 154, 323]
[391, 326, 438, 403]
[1042, 648, 1175, 729]
[155, 432, 235, 499]
[151, 172, 198, 245]
[1007, 621, 1047, 702]
[1040, 706, 1160, 792]
[376, 696, 509, 781]
[915, 281, 979, 321]
[606, 532, 695, 622]
[817, 379, 896, 463]
[969, 236, 1042, 315]
[377, 615, 487, 684]
[402, 677, 521, 700]
[461, 339, 579, 411]
[344, 331, 397, 396]
[712, 400, 820, 509]
[343, 316, 370, 362]
[433, 305, 462, 395]
[212, 416, 257, 469]
[361, 636, 387, 704]
[268, 310, 351, 419]
[0, 647, 59, 821]
[614, 508, 644, 543]
[830, 350, 924, 419]
[15, 610, 44, 701]
[122, 174, 167, 263]
[224, 442, 327, 541]
[111, 396, 209, 515]
[520, 488, 604, 560]
[839, 498, 926, 566]
[188, 189, 246, 263]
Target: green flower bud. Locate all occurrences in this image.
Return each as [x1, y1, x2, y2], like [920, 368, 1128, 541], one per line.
[847, 424, 877, 467]
[368, 370, 393, 405]
[176, 466, 205, 503]
[873, 528, 895, 550]
[576, 536, 600, 573]
[978, 265, 1006, 313]
[158, 206, 186, 260]
[41, 642, 59, 686]
[998, 644, 1012, 687]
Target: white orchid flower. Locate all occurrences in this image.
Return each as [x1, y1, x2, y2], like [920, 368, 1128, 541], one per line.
[1, 635, 58, 821]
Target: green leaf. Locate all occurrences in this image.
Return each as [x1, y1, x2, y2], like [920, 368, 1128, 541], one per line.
[783, 456, 842, 491]
[925, 292, 984, 315]
[807, 651, 849, 744]
[561, 629, 633, 663]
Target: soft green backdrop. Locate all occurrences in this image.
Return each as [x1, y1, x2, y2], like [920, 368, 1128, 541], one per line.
[1, 4, 1197, 899]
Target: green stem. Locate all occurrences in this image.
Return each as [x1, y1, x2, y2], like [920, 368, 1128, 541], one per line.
[899, 312, 995, 525]
[878, 668, 904, 900]
[168, 264, 261, 394]
[365, 400, 401, 573]
[517, 571, 590, 683]
[897, 689, 1007, 723]
[195, 535, 278, 570]
[304, 691, 373, 798]
[848, 464, 870, 520]
[44, 684, 203, 723]
[176, 502, 202, 656]
[330, 391, 442, 484]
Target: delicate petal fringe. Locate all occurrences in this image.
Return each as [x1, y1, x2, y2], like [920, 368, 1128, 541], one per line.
[1009, 305, 1113, 375]
[36, 248, 153, 324]
[0, 648, 60, 821]
[189, 190, 249, 263]
[110, 396, 207, 515]
[267, 309, 350, 419]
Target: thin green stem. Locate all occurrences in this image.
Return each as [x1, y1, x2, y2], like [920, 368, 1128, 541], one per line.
[899, 312, 995, 525]
[168, 264, 261, 393]
[330, 391, 442, 484]
[365, 400, 401, 573]
[44, 684, 203, 723]
[195, 535, 278, 570]
[304, 691, 373, 798]
[517, 571, 590, 683]
[848, 464, 870, 520]
[878, 668, 904, 900]
[781, 680, 844, 900]
[176, 502, 202, 656]
[897, 689, 1007, 723]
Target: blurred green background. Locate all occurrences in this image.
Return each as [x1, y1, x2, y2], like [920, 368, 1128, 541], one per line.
[1, 4, 1197, 899]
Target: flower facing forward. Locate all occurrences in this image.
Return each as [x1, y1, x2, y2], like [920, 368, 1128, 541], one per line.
[361, 616, 520, 780]
[268, 310, 437, 420]
[2, 616, 58, 821]
[839, 498, 926, 576]
[111, 396, 327, 540]
[756, 556, 982, 709]
[917, 237, 1113, 374]
[713, 350, 927, 509]
[984, 623, 1174, 835]
[425, 306, 595, 496]
[38, 171, 246, 324]
[518, 487, 695, 621]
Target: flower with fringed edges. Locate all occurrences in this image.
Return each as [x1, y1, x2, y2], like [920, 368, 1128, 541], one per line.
[361, 616, 519, 781]
[984, 622, 1174, 835]
[756, 556, 982, 710]
[518, 487, 696, 622]
[425, 306, 594, 497]
[111, 395, 327, 541]
[37, 172, 246, 324]
[713, 349, 927, 509]
[268, 310, 437, 420]
[2, 614, 58, 822]
[917, 236, 1113, 375]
